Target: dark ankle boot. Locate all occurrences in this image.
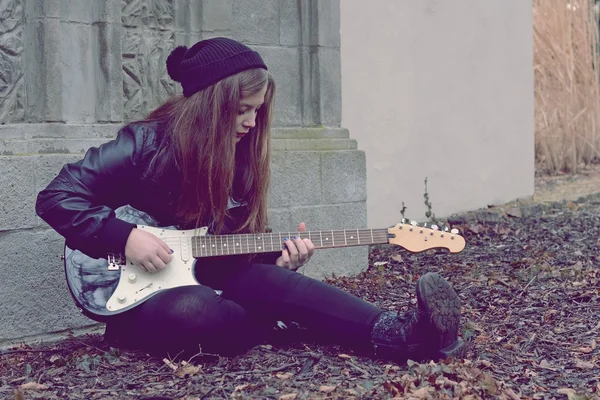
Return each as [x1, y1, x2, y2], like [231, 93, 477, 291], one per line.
[370, 272, 465, 362]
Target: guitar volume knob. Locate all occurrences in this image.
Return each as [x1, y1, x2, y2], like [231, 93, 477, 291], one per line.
[128, 273, 137, 283]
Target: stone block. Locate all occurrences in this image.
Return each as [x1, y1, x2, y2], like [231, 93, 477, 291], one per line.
[321, 150, 367, 204]
[60, 22, 96, 123]
[301, 246, 368, 280]
[232, 0, 279, 45]
[277, 203, 369, 279]
[97, 0, 121, 24]
[314, 0, 341, 47]
[121, 0, 174, 30]
[0, 138, 110, 155]
[24, 0, 60, 19]
[279, 0, 301, 46]
[298, 47, 314, 125]
[271, 138, 357, 152]
[34, 154, 84, 228]
[0, 229, 92, 341]
[174, 0, 191, 33]
[202, 0, 233, 33]
[266, 208, 293, 233]
[0, 123, 119, 140]
[24, 18, 62, 122]
[61, 0, 95, 23]
[0, 156, 36, 230]
[0, 139, 26, 155]
[95, 21, 124, 122]
[272, 127, 350, 139]
[174, 0, 203, 35]
[122, 29, 176, 121]
[253, 46, 302, 127]
[269, 151, 321, 208]
[313, 47, 342, 126]
[289, 202, 367, 231]
[34, 154, 84, 194]
[0, 0, 25, 124]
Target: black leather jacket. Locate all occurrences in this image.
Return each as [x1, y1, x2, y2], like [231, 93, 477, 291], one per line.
[36, 121, 273, 262]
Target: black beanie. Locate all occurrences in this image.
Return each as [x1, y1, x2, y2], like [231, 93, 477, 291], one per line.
[166, 37, 268, 97]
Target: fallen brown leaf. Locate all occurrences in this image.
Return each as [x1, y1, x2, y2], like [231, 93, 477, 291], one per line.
[572, 346, 593, 354]
[558, 388, 589, 400]
[411, 386, 434, 398]
[276, 372, 294, 380]
[391, 254, 403, 263]
[175, 361, 202, 378]
[538, 359, 558, 371]
[19, 382, 48, 391]
[319, 385, 337, 393]
[278, 394, 298, 400]
[574, 359, 595, 370]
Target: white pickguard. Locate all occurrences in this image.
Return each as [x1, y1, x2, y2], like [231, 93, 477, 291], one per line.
[106, 225, 208, 312]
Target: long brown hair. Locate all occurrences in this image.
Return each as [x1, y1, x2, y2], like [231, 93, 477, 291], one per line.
[144, 68, 275, 234]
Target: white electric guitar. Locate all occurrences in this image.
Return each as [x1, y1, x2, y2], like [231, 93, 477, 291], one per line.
[64, 216, 465, 322]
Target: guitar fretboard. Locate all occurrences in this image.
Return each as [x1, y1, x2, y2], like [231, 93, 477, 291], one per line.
[191, 229, 389, 257]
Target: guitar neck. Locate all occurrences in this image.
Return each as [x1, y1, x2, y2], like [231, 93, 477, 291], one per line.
[191, 228, 389, 258]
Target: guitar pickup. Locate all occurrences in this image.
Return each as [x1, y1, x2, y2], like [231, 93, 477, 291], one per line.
[180, 237, 189, 262]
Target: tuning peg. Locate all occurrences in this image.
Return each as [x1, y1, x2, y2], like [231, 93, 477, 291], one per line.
[431, 224, 439, 230]
[401, 218, 406, 224]
[444, 226, 449, 232]
[451, 228, 459, 234]
[410, 220, 417, 226]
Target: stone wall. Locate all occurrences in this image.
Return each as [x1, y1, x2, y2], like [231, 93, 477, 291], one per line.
[0, 0, 368, 345]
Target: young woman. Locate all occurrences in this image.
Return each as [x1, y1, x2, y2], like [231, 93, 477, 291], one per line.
[36, 37, 464, 362]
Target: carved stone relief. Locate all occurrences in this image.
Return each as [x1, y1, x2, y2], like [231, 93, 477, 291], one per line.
[122, 0, 176, 121]
[0, 0, 24, 123]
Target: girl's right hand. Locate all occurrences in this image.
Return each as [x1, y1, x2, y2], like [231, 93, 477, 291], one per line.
[124, 228, 173, 273]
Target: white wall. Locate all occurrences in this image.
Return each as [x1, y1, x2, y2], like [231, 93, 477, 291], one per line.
[340, 0, 534, 228]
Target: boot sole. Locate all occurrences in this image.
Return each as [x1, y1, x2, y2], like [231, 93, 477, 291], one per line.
[417, 272, 465, 360]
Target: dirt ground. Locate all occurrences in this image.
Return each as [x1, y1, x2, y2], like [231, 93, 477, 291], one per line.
[534, 164, 600, 203]
[2, 167, 600, 400]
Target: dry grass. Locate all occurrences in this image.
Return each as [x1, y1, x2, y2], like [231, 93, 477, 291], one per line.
[534, 0, 600, 173]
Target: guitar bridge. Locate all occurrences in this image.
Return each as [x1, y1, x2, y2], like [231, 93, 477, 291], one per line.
[107, 253, 125, 271]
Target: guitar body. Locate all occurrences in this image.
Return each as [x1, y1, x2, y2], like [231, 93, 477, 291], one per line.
[64, 206, 208, 322]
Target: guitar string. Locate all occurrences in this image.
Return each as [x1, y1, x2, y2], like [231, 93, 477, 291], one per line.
[157, 228, 457, 257]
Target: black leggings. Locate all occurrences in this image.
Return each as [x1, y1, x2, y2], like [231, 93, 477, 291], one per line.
[105, 261, 384, 358]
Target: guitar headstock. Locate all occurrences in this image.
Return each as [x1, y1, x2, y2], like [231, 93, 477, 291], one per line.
[387, 219, 466, 253]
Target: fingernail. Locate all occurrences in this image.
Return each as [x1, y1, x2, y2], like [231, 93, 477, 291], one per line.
[293, 235, 298, 239]
[170, 249, 175, 253]
[284, 237, 289, 241]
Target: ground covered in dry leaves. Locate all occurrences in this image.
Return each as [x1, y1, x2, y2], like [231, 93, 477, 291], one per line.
[2, 195, 600, 399]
